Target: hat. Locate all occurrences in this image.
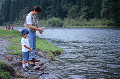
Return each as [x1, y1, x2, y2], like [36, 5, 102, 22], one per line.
[21, 29, 29, 36]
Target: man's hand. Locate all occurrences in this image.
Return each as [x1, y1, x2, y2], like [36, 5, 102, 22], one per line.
[28, 24, 44, 31]
[29, 48, 33, 52]
[37, 28, 44, 31]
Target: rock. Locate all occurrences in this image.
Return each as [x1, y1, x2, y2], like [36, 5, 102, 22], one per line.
[52, 50, 61, 56]
[35, 62, 44, 66]
[11, 61, 22, 66]
[55, 51, 61, 55]
[16, 74, 26, 78]
[33, 66, 41, 70]
[4, 56, 13, 61]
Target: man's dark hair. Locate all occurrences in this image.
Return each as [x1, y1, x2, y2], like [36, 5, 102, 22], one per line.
[33, 6, 42, 12]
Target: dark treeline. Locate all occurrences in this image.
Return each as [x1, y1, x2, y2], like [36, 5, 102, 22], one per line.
[0, 0, 2, 3]
[0, 0, 120, 26]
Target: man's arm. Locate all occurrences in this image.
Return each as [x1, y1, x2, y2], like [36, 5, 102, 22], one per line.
[28, 24, 43, 31]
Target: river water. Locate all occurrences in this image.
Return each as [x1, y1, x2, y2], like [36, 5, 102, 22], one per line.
[15, 27, 120, 79]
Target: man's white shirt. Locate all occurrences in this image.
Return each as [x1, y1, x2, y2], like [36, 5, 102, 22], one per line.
[26, 12, 33, 25]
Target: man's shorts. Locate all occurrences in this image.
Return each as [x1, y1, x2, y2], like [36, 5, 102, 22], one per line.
[22, 51, 29, 60]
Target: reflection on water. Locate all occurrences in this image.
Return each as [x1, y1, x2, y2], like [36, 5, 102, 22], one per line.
[15, 27, 120, 79]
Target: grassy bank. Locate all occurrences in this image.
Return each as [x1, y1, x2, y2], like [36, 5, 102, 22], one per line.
[0, 29, 63, 59]
[0, 60, 11, 79]
[3, 18, 116, 28]
[0, 60, 16, 79]
[38, 18, 114, 28]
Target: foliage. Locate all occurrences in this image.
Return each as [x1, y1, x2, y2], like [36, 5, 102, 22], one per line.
[48, 17, 63, 27]
[0, 72, 11, 79]
[101, 0, 120, 25]
[68, 5, 80, 19]
[0, 60, 12, 79]
[37, 18, 114, 27]
[0, 0, 3, 3]
[0, 0, 120, 26]
[38, 19, 48, 27]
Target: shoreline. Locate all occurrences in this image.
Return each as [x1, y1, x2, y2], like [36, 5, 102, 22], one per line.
[0, 36, 50, 78]
[0, 28, 62, 78]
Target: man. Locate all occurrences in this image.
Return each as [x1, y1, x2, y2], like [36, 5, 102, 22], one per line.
[24, 6, 44, 64]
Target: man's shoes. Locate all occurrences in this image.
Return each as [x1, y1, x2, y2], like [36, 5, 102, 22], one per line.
[32, 58, 40, 63]
[29, 60, 35, 64]
[22, 67, 27, 72]
[38, 63, 44, 66]
[26, 66, 31, 70]
[39, 67, 44, 71]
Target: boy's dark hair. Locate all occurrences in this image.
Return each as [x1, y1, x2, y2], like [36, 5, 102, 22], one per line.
[33, 6, 42, 12]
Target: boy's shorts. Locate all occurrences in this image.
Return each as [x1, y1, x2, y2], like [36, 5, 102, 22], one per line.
[22, 51, 29, 60]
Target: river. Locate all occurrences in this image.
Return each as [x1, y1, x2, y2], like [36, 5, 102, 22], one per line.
[15, 27, 120, 79]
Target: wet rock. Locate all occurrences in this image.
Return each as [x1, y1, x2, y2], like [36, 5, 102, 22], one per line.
[11, 61, 22, 66]
[36, 62, 44, 66]
[4, 56, 13, 61]
[52, 50, 61, 56]
[16, 74, 26, 78]
[33, 66, 41, 70]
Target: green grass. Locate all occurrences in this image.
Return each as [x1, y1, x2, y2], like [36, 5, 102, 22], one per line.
[37, 18, 114, 28]
[36, 38, 63, 58]
[0, 29, 63, 59]
[0, 29, 21, 37]
[8, 17, 116, 28]
[0, 60, 13, 79]
[0, 72, 11, 79]
[63, 18, 114, 27]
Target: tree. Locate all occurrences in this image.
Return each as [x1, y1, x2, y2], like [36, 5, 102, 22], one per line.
[1, 0, 11, 22]
[101, 0, 113, 19]
[80, 0, 94, 20]
[101, 0, 120, 25]
[38, 0, 51, 19]
[92, 0, 102, 18]
[68, 5, 79, 19]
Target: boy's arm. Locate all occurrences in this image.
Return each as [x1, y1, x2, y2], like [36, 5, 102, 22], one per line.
[23, 45, 33, 52]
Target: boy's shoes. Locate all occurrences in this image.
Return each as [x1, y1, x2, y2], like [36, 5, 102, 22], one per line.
[22, 67, 27, 72]
[26, 66, 31, 70]
[38, 63, 44, 66]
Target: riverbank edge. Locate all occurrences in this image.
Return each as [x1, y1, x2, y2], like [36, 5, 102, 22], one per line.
[2, 18, 120, 28]
[1, 25, 119, 28]
[0, 28, 63, 78]
[0, 28, 63, 59]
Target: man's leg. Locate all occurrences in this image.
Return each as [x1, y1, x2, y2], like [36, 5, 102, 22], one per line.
[32, 32, 40, 62]
[27, 31, 35, 64]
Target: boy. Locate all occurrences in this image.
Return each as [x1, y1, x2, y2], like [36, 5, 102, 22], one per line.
[21, 29, 33, 71]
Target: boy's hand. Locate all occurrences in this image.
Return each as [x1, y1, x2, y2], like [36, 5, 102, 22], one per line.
[29, 48, 33, 52]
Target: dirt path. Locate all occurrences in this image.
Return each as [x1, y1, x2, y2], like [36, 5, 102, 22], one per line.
[0, 37, 9, 60]
[0, 37, 50, 79]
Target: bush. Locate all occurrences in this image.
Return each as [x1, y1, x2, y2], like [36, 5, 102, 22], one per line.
[0, 72, 11, 79]
[0, 60, 16, 77]
[48, 17, 63, 27]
